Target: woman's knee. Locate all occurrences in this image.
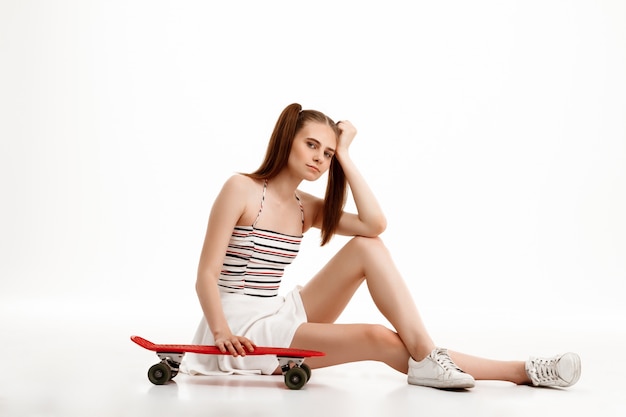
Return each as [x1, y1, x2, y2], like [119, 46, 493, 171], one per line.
[363, 324, 402, 349]
[347, 236, 387, 254]
[359, 324, 408, 366]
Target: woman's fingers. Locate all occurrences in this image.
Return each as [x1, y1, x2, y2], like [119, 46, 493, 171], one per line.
[218, 336, 256, 356]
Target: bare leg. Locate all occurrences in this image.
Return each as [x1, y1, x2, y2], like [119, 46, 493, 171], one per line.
[288, 323, 410, 373]
[449, 351, 530, 384]
[297, 236, 435, 361]
[288, 326, 530, 384]
[290, 236, 531, 385]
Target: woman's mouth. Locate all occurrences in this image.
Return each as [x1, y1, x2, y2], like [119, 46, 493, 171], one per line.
[306, 164, 320, 172]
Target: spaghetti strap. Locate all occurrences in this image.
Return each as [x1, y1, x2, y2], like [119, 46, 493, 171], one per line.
[295, 192, 304, 226]
[252, 179, 267, 228]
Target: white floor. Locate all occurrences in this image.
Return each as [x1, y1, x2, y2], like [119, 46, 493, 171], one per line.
[1, 296, 624, 417]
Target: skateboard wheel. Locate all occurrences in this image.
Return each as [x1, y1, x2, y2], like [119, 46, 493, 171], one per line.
[300, 363, 311, 382]
[148, 362, 172, 385]
[284, 367, 308, 390]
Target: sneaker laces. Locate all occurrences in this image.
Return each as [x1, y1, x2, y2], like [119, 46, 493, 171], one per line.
[526, 356, 559, 386]
[432, 348, 466, 373]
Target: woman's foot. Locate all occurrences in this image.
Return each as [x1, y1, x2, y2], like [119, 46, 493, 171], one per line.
[408, 348, 476, 389]
[525, 352, 581, 387]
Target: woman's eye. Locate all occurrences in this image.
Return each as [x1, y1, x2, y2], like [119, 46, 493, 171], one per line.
[307, 142, 316, 149]
[325, 152, 333, 158]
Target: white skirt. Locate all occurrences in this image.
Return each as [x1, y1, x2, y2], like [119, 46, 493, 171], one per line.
[180, 286, 308, 376]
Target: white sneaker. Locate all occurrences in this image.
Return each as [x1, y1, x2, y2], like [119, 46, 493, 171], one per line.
[525, 352, 581, 387]
[408, 348, 475, 389]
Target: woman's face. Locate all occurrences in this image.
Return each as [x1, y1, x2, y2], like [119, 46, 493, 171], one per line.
[288, 122, 337, 181]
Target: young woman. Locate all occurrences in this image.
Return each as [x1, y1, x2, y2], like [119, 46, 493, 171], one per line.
[181, 103, 581, 389]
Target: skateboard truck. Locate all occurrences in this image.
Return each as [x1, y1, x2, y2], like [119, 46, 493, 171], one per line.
[148, 352, 183, 385]
[278, 357, 311, 390]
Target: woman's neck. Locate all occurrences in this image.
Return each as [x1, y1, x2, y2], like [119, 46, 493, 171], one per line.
[267, 171, 302, 201]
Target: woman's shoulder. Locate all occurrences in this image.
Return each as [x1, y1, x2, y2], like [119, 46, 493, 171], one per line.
[213, 174, 263, 223]
[222, 173, 262, 194]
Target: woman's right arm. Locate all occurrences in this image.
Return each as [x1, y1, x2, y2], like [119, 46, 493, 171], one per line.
[196, 175, 255, 356]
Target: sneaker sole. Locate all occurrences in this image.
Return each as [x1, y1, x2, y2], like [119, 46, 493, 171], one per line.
[408, 376, 475, 389]
[557, 352, 582, 387]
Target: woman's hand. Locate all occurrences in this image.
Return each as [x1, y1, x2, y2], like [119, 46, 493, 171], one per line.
[214, 332, 256, 357]
[336, 120, 357, 156]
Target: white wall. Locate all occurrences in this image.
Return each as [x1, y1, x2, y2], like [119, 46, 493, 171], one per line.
[1, 1, 624, 337]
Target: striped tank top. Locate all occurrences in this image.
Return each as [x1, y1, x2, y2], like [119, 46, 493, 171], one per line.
[217, 180, 303, 297]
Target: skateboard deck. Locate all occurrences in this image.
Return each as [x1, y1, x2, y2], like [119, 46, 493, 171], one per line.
[131, 335, 324, 390]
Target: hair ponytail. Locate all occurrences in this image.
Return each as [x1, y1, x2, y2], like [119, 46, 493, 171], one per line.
[321, 157, 346, 245]
[247, 103, 302, 179]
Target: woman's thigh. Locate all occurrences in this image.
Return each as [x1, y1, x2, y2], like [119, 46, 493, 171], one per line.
[299, 237, 383, 323]
[278, 322, 410, 373]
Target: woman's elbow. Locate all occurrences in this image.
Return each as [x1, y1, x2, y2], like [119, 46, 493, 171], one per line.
[368, 216, 387, 237]
[195, 278, 204, 295]
[195, 270, 218, 294]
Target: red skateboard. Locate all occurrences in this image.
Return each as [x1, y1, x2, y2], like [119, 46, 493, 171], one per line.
[131, 335, 325, 390]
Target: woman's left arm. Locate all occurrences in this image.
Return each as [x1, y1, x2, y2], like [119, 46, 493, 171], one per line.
[334, 121, 387, 237]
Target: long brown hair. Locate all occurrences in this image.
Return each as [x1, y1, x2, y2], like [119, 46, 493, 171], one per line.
[245, 103, 346, 246]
